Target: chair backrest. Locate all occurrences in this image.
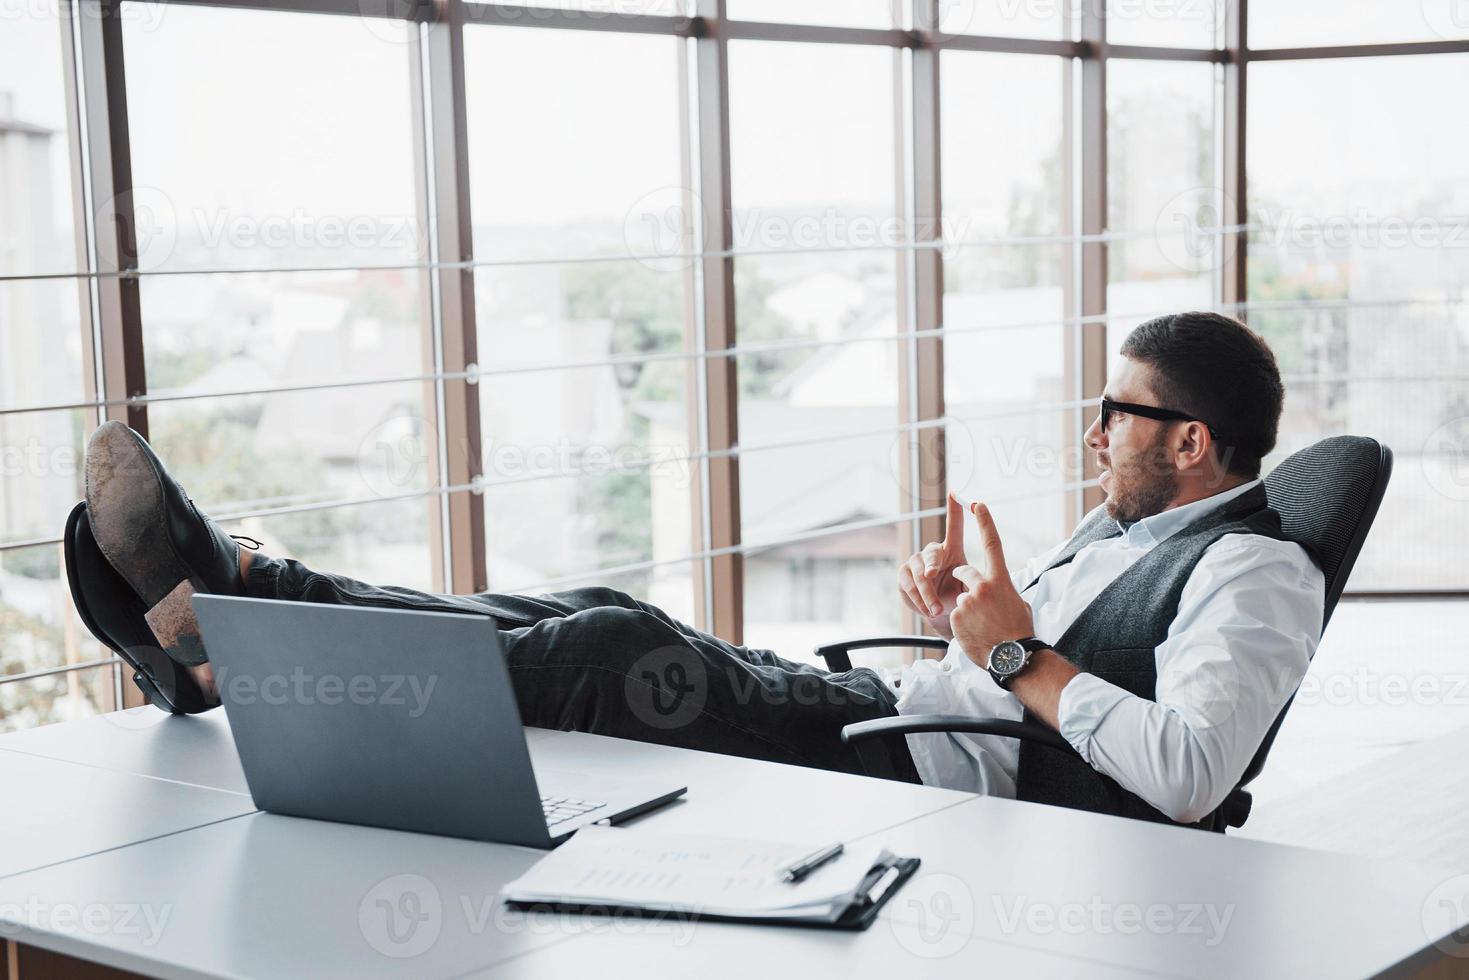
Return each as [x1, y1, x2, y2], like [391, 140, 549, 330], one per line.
[1239, 435, 1393, 787]
[1263, 435, 1394, 628]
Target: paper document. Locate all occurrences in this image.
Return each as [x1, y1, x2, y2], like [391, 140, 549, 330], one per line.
[501, 826, 893, 922]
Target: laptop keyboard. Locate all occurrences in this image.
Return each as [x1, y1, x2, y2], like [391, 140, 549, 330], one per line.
[542, 795, 608, 827]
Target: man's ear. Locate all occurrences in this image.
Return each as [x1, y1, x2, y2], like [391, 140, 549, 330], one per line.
[1173, 421, 1209, 470]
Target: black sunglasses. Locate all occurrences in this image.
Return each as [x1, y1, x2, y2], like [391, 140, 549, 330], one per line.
[1099, 398, 1219, 439]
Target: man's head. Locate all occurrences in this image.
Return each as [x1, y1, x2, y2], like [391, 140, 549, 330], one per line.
[1084, 311, 1283, 523]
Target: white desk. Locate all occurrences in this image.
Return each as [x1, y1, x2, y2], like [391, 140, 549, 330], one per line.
[2, 708, 1467, 979]
[0, 749, 255, 880]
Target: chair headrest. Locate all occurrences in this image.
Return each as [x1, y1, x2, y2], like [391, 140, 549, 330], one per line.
[1263, 435, 1392, 611]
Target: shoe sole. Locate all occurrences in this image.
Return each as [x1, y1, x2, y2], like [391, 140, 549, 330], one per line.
[84, 422, 210, 667]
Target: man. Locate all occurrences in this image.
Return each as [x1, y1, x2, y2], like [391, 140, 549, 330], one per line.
[75, 311, 1322, 828]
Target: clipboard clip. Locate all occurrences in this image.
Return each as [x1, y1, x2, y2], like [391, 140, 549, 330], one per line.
[855, 862, 903, 908]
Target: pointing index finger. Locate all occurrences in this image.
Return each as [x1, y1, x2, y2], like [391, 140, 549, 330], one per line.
[970, 501, 1007, 577]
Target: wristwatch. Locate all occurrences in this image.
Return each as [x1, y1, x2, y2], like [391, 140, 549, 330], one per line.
[986, 637, 1049, 689]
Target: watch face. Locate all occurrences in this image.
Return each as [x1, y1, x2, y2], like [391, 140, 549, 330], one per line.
[990, 640, 1026, 675]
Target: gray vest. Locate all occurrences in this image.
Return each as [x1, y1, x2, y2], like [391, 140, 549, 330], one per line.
[1016, 483, 1287, 827]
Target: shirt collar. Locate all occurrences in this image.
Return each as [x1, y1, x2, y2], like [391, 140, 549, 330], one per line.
[1117, 478, 1263, 550]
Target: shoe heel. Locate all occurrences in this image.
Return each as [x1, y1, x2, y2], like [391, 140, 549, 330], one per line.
[143, 579, 209, 667]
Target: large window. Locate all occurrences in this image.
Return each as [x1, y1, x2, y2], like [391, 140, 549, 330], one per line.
[464, 25, 697, 619]
[121, 5, 437, 592]
[1247, 53, 1469, 590]
[1, 8, 114, 730]
[1105, 57, 1220, 372]
[3, 0, 1466, 730]
[941, 52, 1071, 567]
[729, 39, 905, 657]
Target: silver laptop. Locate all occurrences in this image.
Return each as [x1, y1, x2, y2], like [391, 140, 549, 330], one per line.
[192, 595, 687, 847]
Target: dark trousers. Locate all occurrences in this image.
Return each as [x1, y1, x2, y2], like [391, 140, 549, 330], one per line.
[244, 555, 921, 783]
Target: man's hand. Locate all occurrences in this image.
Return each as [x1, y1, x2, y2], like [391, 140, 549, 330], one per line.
[950, 502, 1036, 667]
[898, 493, 970, 641]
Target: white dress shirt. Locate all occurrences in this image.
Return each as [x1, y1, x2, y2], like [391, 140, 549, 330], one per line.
[893, 479, 1325, 824]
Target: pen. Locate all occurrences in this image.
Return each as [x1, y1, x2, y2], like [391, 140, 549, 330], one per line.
[779, 842, 845, 883]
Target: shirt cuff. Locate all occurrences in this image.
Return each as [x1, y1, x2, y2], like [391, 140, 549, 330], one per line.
[948, 637, 988, 676]
[1056, 671, 1130, 766]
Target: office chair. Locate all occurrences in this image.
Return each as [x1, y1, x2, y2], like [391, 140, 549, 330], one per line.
[821, 435, 1394, 832]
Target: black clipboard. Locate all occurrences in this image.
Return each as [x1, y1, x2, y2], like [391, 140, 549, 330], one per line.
[504, 856, 920, 932]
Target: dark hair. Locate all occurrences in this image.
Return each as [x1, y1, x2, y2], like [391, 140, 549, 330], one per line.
[1119, 311, 1283, 478]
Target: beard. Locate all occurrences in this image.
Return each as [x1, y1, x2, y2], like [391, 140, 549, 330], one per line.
[1103, 433, 1179, 524]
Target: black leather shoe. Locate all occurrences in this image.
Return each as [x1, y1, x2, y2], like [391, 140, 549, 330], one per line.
[63, 502, 215, 714]
[83, 421, 245, 667]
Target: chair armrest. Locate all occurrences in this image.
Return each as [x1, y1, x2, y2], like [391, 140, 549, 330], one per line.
[840, 714, 1077, 756]
[814, 635, 950, 672]
[846, 716, 1254, 832]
